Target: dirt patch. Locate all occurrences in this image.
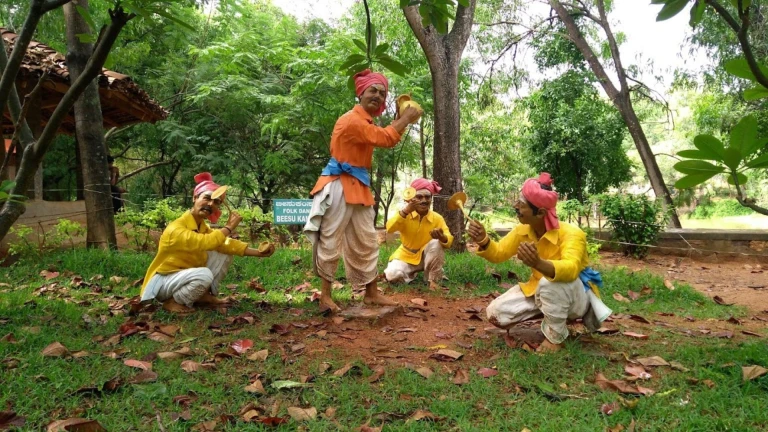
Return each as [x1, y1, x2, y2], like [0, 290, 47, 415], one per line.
[601, 251, 768, 313]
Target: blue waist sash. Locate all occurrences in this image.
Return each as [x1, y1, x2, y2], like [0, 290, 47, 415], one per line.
[321, 157, 370, 186]
[579, 267, 603, 293]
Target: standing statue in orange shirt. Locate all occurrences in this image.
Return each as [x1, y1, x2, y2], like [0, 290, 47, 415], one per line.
[303, 69, 422, 313]
[384, 178, 453, 291]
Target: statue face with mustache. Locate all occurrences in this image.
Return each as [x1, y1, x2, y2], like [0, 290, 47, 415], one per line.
[191, 191, 222, 223]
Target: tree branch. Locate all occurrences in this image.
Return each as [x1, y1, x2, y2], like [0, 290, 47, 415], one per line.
[596, 0, 629, 95]
[402, 6, 440, 61]
[731, 171, 768, 215]
[117, 160, 174, 184]
[43, 0, 72, 12]
[447, 0, 478, 61]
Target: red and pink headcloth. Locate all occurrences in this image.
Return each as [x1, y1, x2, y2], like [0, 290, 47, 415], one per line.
[410, 178, 441, 195]
[193, 172, 224, 224]
[354, 69, 389, 117]
[521, 172, 559, 231]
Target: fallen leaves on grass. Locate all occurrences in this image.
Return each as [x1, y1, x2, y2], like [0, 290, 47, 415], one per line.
[271, 380, 312, 390]
[627, 290, 640, 301]
[742, 365, 768, 382]
[147, 332, 174, 343]
[333, 363, 360, 377]
[634, 356, 669, 367]
[40, 270, 60, 280]
[410, 298, 427, 307]
[0, 411, 26, 428]
[269, 324, 291, 335]
[477, 368, 498, 378]
[601, 402, 620, 415]
[452, 369, 470, 385]
[287, 407, 317, 421]
[123, 359, 152, 370]
[248, 349, 269, 361]
[407, 365, 433, 379]
[429, 349, 463, 362]
[129, 370, 158, 384]
[157, 347, 193, 360]
[180, 360, 215, 373]
[622, 332, 648, 340]
[42, 342, 70, 358]
[1, 333, 17, 343]
[407, 410, 444, 423]
[244, 380, 266, 394]
[595, 373, 654, 395]
[742, 330, 762, 337]
[663, 280, 675, 290]
[613, 293, 630, 303]
[368, 366, 386, 383]
[624, 364, 651, 380]
[628, 315, 651, 324]
[46, 418, 106, 431]
[230, 339, 254, 355]
[712, 296, 733, 306]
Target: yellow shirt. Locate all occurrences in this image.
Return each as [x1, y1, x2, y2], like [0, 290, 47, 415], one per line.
[477, 222, 589, 297]
[386, 210, 453, 265]
[140, 211, 248, 296]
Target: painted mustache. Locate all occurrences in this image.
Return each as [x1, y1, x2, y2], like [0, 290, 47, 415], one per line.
[201, 206, 213, 213]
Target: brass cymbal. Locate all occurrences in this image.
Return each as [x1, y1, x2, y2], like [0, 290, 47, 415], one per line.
[447, 191, 467, 211]
[403, 187, 417, 200]
[211, 185, 229, 200]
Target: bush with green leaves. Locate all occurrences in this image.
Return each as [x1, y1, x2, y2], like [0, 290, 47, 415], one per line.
[49, 219, 85, 250]
[115, 198, 185, 250]
[599, 194, 669, 259]
[688, 198, 756, 219]
[7, 224, 36, 258]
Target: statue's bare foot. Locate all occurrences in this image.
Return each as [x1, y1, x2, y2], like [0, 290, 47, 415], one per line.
[194, 293, 228, 305]
[162, 299, 195, 314]
[363, 293, 398, 307]
[535, 339, 563, 353]
[319, 295, 341, 313]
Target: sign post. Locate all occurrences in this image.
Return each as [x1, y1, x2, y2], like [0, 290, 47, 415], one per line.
[272, 199, 313, 225]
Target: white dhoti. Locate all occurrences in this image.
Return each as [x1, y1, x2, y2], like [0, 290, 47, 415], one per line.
[140, 251, 233, 307]
[384, 239, 445, 284]
[303, 179, 378, 286]
[486, 278, 590, 344]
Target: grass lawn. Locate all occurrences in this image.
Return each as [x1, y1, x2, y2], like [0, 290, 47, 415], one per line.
[1, 246, 767, 431]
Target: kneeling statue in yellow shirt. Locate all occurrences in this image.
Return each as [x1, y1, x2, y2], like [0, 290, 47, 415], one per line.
[140, 173, 275, 313]
[384, 178, 453, 291]
[467, 173, 608, 353]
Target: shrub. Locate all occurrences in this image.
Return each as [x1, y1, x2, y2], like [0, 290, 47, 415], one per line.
[689, 198, 755, 219]
[599, 194, 669, 259]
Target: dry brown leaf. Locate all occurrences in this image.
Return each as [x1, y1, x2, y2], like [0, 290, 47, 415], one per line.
[635, 356, 669, 367]
[333, 363, 359, 377]
[429, 349, 463, 362]
[613, 293, 631, 303]
[248, 349, 269, 361]
[595, 373, 643, 395]
[742, 365, 768, 382]
[368, 366, 385, 383]
[407, 410, 443, 422]
[628, 314, 651, 324]
[663, 280, 675, 290]
[669, 361, 689, 372]
[40, 270, 60, 280]
[42, 342, 70, 358]
[742, 330, 762, 337]
[452, 369, 470, 385]
[147, 332, 175, 343]
[413, 366, 433, 379]
[230, 339, 254, 354]
[181, 360, 201, 373]
[1, 333, 17, 343]
[477, 367, 498, 378]
[244, 379, 266, 394]
[624, 364, 651, 380]
[712, 295, 732, 306]
[191, 420, 218, 431]
[601, 401, 620, 415]
[622, 332, 648, 340]
[46, 418, 106, 431]
[123, 359, 152, 370]
[287, 407, 317, 421]
[411, 298, 427, 307]
[0, 411, 26, 428]
[355, 424, 382, 432]
[129, 370, 158, 384]
[627, 290, 640, 301]
[324, 407, 337, 419]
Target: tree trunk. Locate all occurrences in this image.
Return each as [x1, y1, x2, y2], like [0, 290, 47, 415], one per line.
[64, 0, 117, 249]
[419, 117, 427, 178]
[548, 0, 682, 228]
[403, 0, 477, 251]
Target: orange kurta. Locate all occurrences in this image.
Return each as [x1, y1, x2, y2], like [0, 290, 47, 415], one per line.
[310, 105, 402, 206]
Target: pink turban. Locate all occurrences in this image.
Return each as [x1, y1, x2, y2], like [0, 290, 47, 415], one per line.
[410, 178, 442, 195]
[521, 172, 559, 231]
[354, 69, 388, 117]
[193, 172, 223, 224]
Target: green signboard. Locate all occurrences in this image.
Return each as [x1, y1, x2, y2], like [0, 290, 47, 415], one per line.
[272, 199, 313, 225]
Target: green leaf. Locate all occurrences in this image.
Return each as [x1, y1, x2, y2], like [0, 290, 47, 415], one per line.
[693, 134, 725, 160]
[673, 160, 724, 174]
[722, 147, 743, 170]
[458, 0, 470, 6]
[75, 5, 96, 32]
[723, 57, 768, 81]
[689, 0, 705, 26]
[271, 380, 311, 389]
[400, 0, 410, 7]
[346, 62, 370, 76]
[730, 114, 757, 155]
[347, 75, 356, 93]
[376, 55, 409, 77]
[726, 172, 748, 186]
[76, 33, 97, 43]
[352, 39, 367, 53]
[121, 2, 152, 19]
[657, 0, 689, 21]
[150, 8, 195, 31]
[746, 152, 768, 168]
[743, 86, 768, 101]
[339, 54, 367, 71]
[419, 3, 430, 19]
[374, 42, 390, 56]
[675, 173, 720, 189]
[677, 149, 712, 159]
[432, 13, 449, 34]
[650, 0, 668, 4]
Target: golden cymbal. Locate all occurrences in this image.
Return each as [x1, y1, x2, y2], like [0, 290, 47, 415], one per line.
[211, 185, 229, 200]
[257, 241, 272, 253]
[403, 187, 417, 200]
[447, 191, 471, 220]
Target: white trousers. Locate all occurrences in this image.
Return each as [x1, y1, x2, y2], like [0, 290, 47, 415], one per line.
[384, 239, 445, 283]
[144, 251, 233, 307]
[303, 180, 378, 286]
[486, 278, 590, 344]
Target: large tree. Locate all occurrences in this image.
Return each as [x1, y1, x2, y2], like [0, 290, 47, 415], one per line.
[548, 0, 682, 227]
[402, 0, 478, 249]
[64, 0, 117, 249]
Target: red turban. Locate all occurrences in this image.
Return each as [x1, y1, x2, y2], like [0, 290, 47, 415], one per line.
[410, 178, 441, 195]
[354, 69, 388, 117]
[193, 172, 223, 224]
[521, 172, 559, 231]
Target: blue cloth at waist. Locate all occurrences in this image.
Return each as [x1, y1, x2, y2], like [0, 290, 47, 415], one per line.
[321, 157, 370, 186]
[579, 267, 603, 292]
